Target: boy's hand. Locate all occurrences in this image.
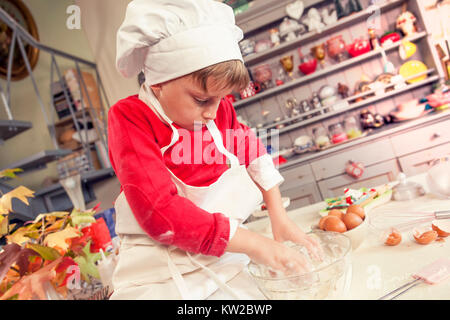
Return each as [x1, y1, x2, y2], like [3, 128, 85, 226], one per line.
[227, 228, 313, 275]
[271, 215, 324, 262]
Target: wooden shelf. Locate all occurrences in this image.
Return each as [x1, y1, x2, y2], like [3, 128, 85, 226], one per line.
[0, 120, 32, 142]
[258, 74, 440, 139]
[235, 31, 428, 109]
[243, 0, 405, 66]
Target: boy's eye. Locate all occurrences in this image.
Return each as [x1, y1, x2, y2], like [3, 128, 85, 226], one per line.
[194, 97, 209, 106]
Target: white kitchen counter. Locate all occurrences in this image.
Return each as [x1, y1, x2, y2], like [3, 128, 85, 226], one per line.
[210, 173, 450, 300]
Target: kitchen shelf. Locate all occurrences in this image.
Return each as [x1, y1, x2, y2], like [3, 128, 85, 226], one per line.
[235, 31, 428, 109]
[1, 149, 72, 173]
[260, 68, 436, 131]
[243, 0, 405, 66]
[258, 73, 439, 139]
[278, 110, 450, 170]
[0, 120, 32, 142]
[34, 167, 115, 196]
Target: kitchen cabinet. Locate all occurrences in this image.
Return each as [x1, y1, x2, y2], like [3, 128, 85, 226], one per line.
[236, 0, 448, 204]
[389, 119, 450, 157]
[398, 142, 450, 177]
[279, 163, 315, 189]
[281, 182, 322, 210]
[279, 163, 321, 210]
[317, 159, 400, 198]
[310, 139, 396, 181]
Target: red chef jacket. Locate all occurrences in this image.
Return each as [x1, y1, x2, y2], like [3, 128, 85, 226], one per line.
[108, 95, 267, 257]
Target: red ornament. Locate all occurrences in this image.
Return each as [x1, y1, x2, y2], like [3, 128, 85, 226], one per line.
[346, 160, 365, 178]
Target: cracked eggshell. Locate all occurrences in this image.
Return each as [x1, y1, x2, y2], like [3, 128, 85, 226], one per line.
[431, 220, 450, 237]
[382, 228, 402, 246]
[413, 227, 438, 245]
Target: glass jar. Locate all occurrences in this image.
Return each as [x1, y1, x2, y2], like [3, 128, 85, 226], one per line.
[313, 127, 331, 148]
[329, 123, 348, 144]
[344, 116, 363, 139]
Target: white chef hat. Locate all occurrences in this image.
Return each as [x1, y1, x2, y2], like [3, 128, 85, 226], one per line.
[116, 0, 244, 86]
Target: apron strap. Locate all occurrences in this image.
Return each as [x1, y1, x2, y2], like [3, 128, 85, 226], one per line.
[166, 249, 190, 300]
[186, 252, 242, 300]
[206, 120, 240, 168]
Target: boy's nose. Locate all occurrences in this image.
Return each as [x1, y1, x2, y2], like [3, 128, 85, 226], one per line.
[202, 107, 217, 121]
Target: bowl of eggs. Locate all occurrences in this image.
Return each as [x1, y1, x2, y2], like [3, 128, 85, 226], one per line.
[313, 204, 367, 250]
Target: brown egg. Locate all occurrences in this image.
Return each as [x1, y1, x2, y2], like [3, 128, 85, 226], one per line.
[342, 212, 363, 230]
[346, 204, 365, 219]
[431, 221, 450, 238]
[413, 230, 438, 245]
[385, 229, 402, 246]
[328, 209, 344, 219]
[319, 216, 332, 230]
[323, 216, 347, 233]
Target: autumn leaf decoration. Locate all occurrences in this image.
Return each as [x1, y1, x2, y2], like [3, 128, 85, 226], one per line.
[0, 169, 109, 299]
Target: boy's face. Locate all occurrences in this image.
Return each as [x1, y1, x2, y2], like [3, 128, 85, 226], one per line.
[151, 75, 233, 131]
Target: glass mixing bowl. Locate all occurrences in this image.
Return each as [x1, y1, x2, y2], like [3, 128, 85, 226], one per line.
[426, 157, 450, 199]
[247, 231, 352, 300]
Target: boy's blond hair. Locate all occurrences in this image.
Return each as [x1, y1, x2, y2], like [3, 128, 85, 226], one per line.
[191, 60, 249, 93]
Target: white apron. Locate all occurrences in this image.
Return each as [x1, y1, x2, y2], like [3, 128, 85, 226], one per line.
[110, 91, 263, 300]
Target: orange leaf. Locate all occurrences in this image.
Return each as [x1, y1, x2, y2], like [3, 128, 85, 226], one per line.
[0, 257, 62, 300]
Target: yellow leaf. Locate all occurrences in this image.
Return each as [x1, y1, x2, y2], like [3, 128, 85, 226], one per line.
[32, 211, 68, 224]
[0, 186, 35, 214]
[6, 228, 30, 245]
[0, 168, 23, 179]
[43, 227, 81, 252]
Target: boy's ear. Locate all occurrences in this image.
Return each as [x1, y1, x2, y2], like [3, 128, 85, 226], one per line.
[150, 84, 162, 97]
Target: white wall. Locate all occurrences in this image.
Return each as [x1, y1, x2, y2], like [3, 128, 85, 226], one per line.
[0, 0, 97, 190]
[75, 0, 139, 106]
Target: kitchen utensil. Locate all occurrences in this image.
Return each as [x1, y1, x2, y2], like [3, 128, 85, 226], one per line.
[253, 64, 273, 90]
[347, 38, 371, 57]
[247, 230, 352, 300]
[390, 99, 429, 121]
[380, 31, 401, 47]
[239, 39, 255, 56]
[255, 39, 273, 53]
[399, 40, 417, 60]
[239, 81, 261, 99]
[329, 123, 347, 144]
[378, 258, 450, 300]
[369, 209, 450, 233]
[280, 55, 295, 79]
[311, 43, 326, 68]
[399, 60, 428, 84]
[298, 53, 317, 75]
[427, 157, 450, 199]
[392, 172, 425, 201]
[379, 46, 395, 74]
[327, 35, 347, 62]
[294, 135, 314, 153]
[344, 116, 362, 139]
[313, 126, 331, 148]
